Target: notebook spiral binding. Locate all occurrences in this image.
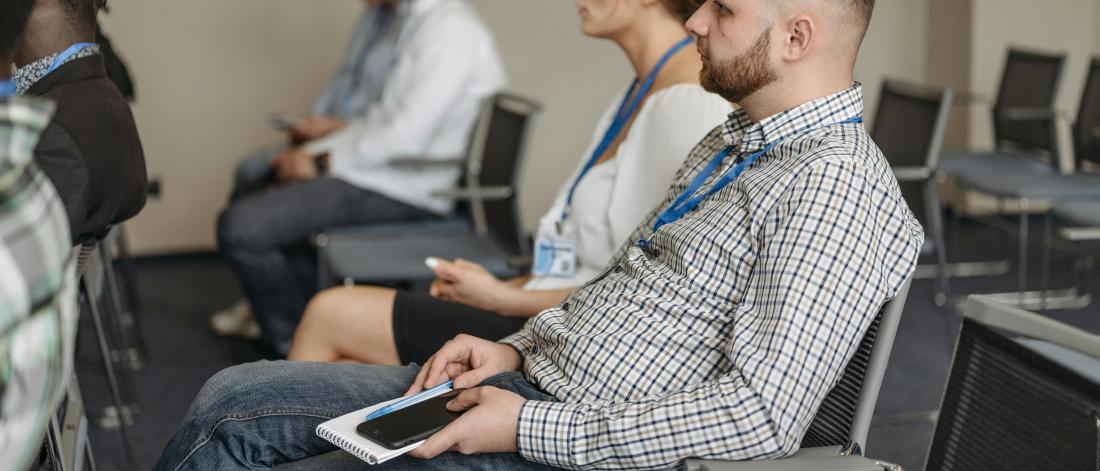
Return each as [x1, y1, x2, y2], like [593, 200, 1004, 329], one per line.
[316, 423, 379, 465]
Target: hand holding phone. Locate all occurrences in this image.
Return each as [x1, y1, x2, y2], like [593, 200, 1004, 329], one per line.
[357, 389, 466, 450]
[268, 113, 303, 130]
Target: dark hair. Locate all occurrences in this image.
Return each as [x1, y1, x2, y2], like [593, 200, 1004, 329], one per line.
[0, 0, 35, 60]
[660, 0, 706, 23]
[850, 0, 875, 29]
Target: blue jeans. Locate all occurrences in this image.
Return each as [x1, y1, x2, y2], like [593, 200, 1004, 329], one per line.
[154, 362, 560, 470]
[219, 150, 435, 353]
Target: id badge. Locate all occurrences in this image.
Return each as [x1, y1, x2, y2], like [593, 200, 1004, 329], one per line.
[532, 238, 578, 278]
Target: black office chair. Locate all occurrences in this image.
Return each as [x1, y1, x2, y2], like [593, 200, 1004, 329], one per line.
[925, 296, 1100, 471]
[685, 280, 913, 470]
[316, 93, 540, 287]
[872, 80, 953, 306]
[939, 48, 1073, 304]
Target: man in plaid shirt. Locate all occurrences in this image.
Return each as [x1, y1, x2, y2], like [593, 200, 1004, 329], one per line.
[157, 0, 923, 469]
[0, 0, 80, 468]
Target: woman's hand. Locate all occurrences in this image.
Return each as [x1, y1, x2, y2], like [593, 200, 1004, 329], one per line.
[427, 258, 520, 315]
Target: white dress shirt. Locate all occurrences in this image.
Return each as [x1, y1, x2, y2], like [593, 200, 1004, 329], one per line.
[524, 84, 733, 291]
[305, 0, 506, 215]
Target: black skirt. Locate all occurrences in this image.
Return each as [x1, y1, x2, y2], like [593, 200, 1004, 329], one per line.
[391, 291, 528, 365]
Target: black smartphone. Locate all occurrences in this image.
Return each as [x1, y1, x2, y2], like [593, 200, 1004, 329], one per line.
[356, 389, 465, 449]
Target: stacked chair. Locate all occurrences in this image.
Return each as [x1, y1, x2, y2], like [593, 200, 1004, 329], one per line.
[315, 93, 541, 288]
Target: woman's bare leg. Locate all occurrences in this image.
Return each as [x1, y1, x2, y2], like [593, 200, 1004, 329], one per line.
[286, 286, 401, 365]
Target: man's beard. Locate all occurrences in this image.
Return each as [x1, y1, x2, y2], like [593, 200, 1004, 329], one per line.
[700, 29, 778, 103]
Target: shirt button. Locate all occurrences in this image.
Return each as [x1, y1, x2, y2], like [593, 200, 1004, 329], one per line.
[652, 249, 661, 257]
[614, 265, 623, 273]
[561, 303, 570, 311]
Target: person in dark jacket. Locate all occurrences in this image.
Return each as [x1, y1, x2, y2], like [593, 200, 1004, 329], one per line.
[11, 0, 147, 244]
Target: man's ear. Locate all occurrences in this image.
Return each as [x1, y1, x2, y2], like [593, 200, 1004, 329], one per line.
[779, 14, 815, 62]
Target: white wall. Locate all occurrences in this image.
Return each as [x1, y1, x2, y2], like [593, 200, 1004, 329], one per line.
[106, 0, 933, 254]
[856, 0, 930, 124]
[101, 0, 363, 254]
[465, 0, 629, 233]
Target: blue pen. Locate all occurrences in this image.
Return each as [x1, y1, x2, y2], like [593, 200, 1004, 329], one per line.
[366, 380, 454, 420]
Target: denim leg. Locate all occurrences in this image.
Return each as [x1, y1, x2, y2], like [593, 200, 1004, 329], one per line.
[154, 361, 421, 471]
[275, 372, 562, 471]
[230, 146, 281, 200]
[217, 178, 434, 352]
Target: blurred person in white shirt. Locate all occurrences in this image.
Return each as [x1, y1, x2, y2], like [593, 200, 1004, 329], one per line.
[212, 0, 506, 354]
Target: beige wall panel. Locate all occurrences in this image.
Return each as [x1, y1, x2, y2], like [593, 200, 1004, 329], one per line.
[105, 0, 932, 254]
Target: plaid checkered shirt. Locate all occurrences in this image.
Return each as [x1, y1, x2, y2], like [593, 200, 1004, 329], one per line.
[0, 97, 78, 470]
[500, 84, 924, 470]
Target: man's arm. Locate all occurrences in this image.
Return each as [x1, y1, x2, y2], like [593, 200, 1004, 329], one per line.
[34, 123, 88, 242]
[509, 159, 921, 469]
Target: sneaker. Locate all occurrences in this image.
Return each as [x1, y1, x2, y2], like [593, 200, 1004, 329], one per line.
[209, 299, 258, 338]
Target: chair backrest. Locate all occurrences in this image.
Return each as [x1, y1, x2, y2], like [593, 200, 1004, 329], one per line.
[464, 93, 541, 258]
[872, 80, 953, 170]
[1073, 57, 1100, 169]
[800, 279, 912, 451]
[993, 48, 1066, 154]
[925, 296, 1100, 470]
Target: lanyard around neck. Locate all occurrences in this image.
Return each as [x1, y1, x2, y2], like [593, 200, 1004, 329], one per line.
[42, 42, 97, 77]
[557, 36, 694, 232]
[638, 115, 864, 249]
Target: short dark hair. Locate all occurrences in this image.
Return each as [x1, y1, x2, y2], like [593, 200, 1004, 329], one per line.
[0, 0, 35, 60]
[849, 0, 874, 30]
[60, 0, 98, 29]
[660, 0, 707, 23]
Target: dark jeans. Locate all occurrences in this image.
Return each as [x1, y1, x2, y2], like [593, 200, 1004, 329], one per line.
[153, 362, 560, 470]
[219, 150, 434, 352]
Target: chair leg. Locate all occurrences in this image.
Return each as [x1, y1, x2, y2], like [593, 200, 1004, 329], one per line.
[1018, 199, 1030, 304]
[951, 198, 962, 263]
[100, 242, 142, 371]
[924, 179, 950, 306]
[1040, 212, 1053, 312]
[79, 278, 136, 468]
[113, 227, 148, 359]
[47, 417, 65, 471]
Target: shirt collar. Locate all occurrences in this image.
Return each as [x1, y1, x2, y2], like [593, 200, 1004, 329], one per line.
[722, 82, 865, 153]
[12, 43, 100, 96]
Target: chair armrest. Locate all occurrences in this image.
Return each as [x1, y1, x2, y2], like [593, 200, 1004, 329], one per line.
[684, 447, 900, 471]
[892, 166, 933, 182]
[390, 158, 465, 168]
[431, 186, 514, 201]
[996, 106, 1067, 122]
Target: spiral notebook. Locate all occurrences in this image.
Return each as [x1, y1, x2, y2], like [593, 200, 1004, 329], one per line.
[315, 386, 454, 465]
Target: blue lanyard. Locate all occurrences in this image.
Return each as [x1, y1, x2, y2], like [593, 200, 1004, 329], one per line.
[343, 8, 397, 114]
[43, 42, 97, 77]
[0, 80, 14, 98]
[638, 116, 864, 249]
[557, 36, 694, 232]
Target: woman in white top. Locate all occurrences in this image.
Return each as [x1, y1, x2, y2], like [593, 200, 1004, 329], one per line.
[287, 0, 731, 365]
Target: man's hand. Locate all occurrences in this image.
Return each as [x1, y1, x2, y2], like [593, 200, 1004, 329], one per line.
[428, 258, 520, 315]
[290, 116, 346, 143]
[272, 147, 319, 183]
[408, 387, 525, 459]
[405, 334, 522, 395]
